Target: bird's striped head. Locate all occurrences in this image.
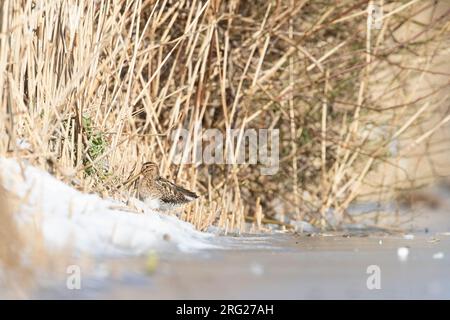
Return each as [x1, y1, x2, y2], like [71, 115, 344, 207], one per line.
[141, 161, 159, 178]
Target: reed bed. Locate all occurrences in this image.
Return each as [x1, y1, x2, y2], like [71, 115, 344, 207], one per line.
[1, 0, 449, 232]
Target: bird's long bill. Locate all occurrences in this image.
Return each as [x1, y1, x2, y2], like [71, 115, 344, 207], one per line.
[122, 173, 141, 186]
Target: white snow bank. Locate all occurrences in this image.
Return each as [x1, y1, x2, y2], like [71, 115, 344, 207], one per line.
[0, 157, 217, 256]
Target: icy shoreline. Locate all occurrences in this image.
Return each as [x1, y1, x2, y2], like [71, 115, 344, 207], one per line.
[0, 157, 217, 256]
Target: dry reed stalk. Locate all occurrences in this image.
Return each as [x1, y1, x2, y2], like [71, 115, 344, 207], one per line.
[0, 180, 27, 282]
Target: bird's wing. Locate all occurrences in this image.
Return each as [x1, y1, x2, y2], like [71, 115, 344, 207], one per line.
[156, 177, 199, 203]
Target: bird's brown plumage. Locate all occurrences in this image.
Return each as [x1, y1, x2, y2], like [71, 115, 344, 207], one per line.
[137, 162, 199, 210]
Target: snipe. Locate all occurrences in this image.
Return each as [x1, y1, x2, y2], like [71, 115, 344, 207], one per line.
[124, 162, 199, 211]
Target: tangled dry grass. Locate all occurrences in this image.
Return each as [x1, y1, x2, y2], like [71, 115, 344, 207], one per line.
[1, 0, 449, 232]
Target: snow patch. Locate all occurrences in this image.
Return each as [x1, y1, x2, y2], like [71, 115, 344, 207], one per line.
[432, 252, 444, 260]
[0, 157, 216, 256]
[291, 220, 318, 233]
[397, 247, 409, 262]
